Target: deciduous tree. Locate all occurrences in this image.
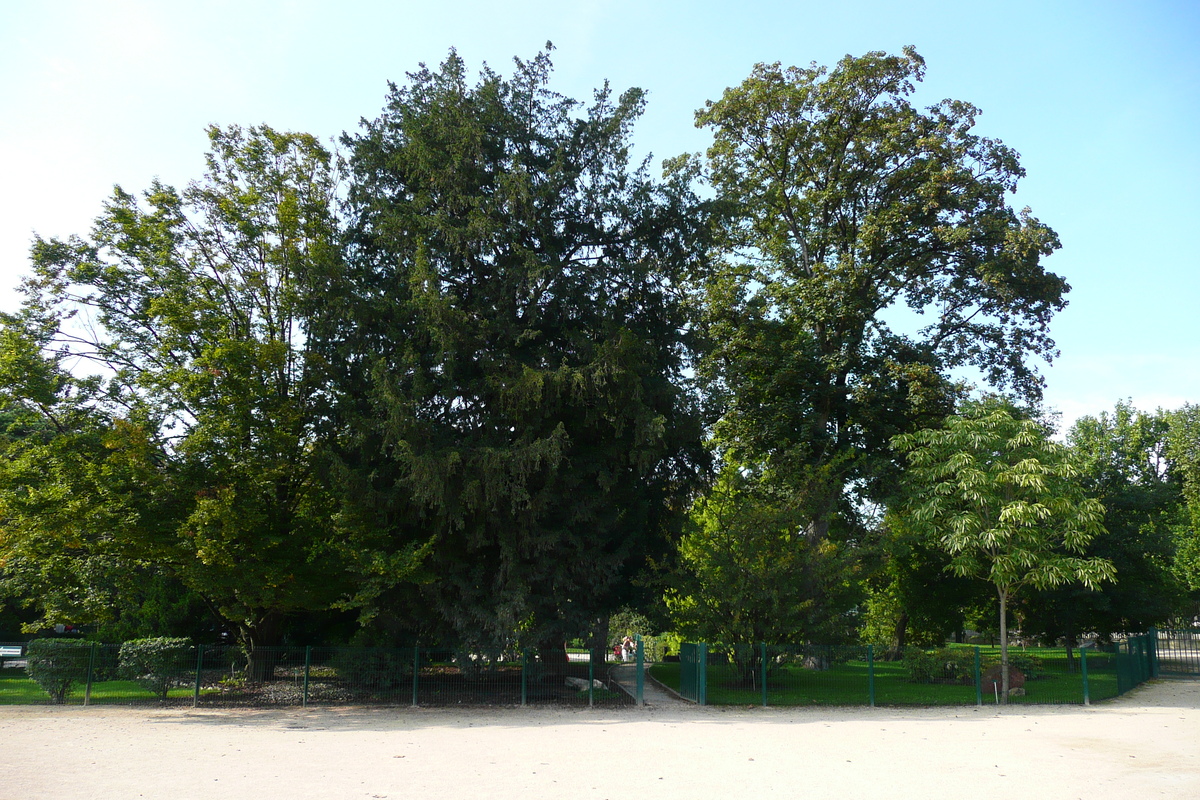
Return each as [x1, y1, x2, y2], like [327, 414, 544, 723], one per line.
[665, 466, 860, 681]
[1167, 405, 1200, 619]
[13, 126, 350, 675]
[1019, 402, 1187, 651]
[692, 47, 1067, 550]
[893, 400, 1113, 701]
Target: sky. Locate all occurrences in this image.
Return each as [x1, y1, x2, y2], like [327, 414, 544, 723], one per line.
[1, 0, 1197, 431]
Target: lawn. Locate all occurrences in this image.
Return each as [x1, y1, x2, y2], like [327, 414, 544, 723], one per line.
[0, 669, 49, 704]
[0, 667, 204, 705]
[1, 661, 635, 707]
[2, 644, 1124, 707]
[650, 645, 1121, 706]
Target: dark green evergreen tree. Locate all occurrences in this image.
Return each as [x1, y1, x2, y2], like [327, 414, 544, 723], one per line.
[321, 47, 708, 654]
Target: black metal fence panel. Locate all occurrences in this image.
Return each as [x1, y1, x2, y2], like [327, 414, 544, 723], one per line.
[1155, 629, 1200, 677]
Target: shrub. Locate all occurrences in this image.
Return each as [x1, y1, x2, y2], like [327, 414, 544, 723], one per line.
[658, 631, 684, 658]
[25, 639, 93, 704]
[119, 637, 194, 699]
[331, 647, 412, 692]
[608, 609, 654, 648]
[640, 636, 668, 663]
[985, 652, 1046, 681]
[903, 647, 976, 684]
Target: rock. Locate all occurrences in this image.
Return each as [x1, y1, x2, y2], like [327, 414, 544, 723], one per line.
[982, 664, 1026, 691]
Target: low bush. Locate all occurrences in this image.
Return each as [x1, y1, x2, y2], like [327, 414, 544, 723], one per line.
[119, 638, 194, 699]
[903, 647, 975, 684]
[989, 652, 1046, 681]
[331, 647, 412, 692]
[25, 639, 93, 704]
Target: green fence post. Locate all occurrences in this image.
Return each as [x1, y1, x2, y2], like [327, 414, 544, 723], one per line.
[1131, 637, 1141, 685]
[521, 648, 528, 707]
[974, 646, 982, 706]
[1148, 628, 1159, 679]
[636, 635, 644, 707]
[193, 643, 204, 708]
[1080, 647, 1090, 706]
[698, 643, 707, 706]
[83, 642, 97, 706]
[867, 644, 876, 708]
[761, 643, 768, 707]
[412, 646, 420, 708]
[588, 648, 595, 708]
[302, 646, 311, 708]
[1135, 636, 1142, 684]
[1139, 635, 1145, 680]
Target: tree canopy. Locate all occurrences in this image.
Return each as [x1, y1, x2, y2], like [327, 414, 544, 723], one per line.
[1167, 405, 1200, 616]
[315, 47, 708, 651]
[893, 400, 1113, 700]
[1019, 402, 1187, 643]
[692, 46, 1067, 547]
[7, 126, 349, 661]
[2, 46, 1188, 661]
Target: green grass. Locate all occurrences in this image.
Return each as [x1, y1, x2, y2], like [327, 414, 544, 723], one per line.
[0, 669, 50, 704]
[0, 668, 205, 705]
[0, 643, 1130, 707]
[651, 646, 1122, 706]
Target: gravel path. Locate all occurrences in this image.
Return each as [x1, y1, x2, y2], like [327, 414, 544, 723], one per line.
[1, 678, 1196, 799]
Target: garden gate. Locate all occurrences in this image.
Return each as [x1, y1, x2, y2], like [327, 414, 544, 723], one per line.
[679, 642, 707, 705]
[1154, 629, 1200, 677]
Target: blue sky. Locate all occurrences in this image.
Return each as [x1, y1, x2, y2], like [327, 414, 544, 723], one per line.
[2, 0, 1197, 429]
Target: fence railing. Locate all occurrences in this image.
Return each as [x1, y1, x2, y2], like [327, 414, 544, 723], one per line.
[651, 634, 1161, 707]
[1155, 629, 1200, 676]
[0, 642, 634, 708]
[3, 631, 1170, 709]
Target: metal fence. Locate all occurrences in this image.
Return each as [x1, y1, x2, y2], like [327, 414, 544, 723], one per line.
[0, 642, 634, 708]
[2, 630, 1174, 709]
[1155, 629, 1200, 677]
[653, 634, 1161, 707]
[678, 642, 707, 705]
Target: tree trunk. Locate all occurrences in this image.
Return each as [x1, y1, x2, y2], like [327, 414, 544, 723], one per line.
[999, 588, 1009, 705]
[537, 639, 569, 685]
[734, 643, 761, 688]
[241, 611, 285, 683]
[588, 617, 610, 672]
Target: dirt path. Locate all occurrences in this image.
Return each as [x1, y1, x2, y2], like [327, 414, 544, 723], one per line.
[1, 679, 1196, 799]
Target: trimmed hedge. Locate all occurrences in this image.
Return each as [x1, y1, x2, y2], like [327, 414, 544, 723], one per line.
[25, 639, 93, 704]
[119, 637, 194, 699]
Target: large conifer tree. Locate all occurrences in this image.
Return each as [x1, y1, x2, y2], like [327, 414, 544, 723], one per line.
[322, 48, 707, 651]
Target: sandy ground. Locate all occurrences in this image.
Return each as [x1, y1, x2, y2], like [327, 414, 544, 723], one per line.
[1, 679, 1197, 800]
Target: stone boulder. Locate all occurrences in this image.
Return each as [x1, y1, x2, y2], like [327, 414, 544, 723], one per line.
[982, 664, 1026, 692]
